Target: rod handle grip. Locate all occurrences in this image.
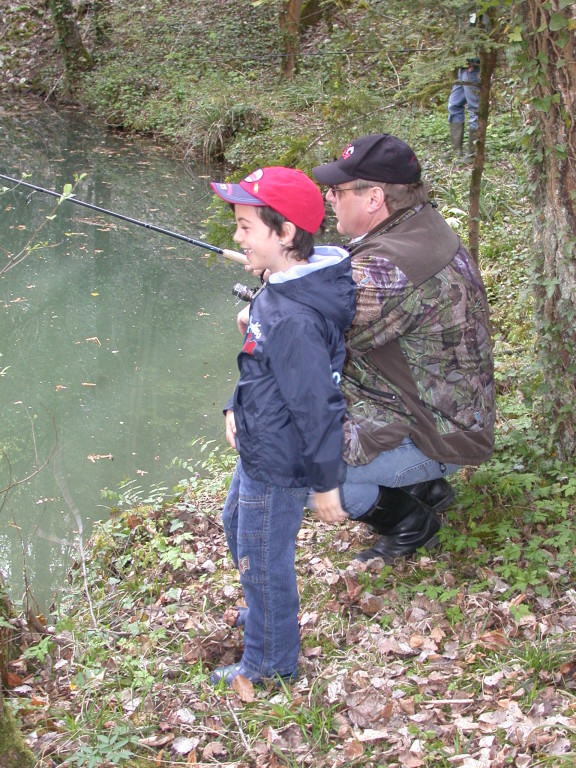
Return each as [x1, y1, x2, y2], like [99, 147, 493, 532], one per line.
[221, 248, 248, 265]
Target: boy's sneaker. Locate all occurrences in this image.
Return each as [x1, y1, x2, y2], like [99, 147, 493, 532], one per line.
[210, 662, 297, 687]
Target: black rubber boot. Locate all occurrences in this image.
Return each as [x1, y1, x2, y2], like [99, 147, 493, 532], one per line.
[354, 485, 443, 563]
[403, 477, 455, 515]
[463, 129, 477, 163]
[357, 478, 454, 535]
[448, 122, 464, 157]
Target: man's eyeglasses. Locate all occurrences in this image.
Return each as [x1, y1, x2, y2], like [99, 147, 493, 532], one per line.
[328, 184, 373, 196]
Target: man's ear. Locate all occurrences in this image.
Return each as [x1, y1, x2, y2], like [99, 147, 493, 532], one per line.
[367, 185, 387, 214]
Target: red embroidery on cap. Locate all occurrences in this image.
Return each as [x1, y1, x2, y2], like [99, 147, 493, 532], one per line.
[342, 144, 355, 160]
[244, 169, 264, 183]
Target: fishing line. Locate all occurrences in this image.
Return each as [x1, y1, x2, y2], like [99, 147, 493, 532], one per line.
[0, 172, 248, 266]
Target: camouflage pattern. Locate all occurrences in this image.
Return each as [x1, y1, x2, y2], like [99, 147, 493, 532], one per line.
[342, 204, 495, 467]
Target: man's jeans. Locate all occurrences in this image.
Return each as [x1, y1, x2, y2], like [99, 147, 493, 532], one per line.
[340, 438, 460, 519]
[222, 460, 306, 679]
[448, 67, 480, 131]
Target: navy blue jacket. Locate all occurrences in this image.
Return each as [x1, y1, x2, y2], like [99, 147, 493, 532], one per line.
[230, 246, 356, 492]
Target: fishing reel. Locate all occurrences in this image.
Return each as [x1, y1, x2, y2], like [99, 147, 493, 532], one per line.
[232, 282, 260, 302]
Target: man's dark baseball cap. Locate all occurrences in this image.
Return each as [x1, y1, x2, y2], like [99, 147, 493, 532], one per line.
[312, 134, 421, 186]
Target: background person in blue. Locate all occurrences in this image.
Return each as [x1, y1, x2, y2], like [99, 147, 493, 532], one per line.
[210, 167, 356, 687]
[448, 55, 480, 161]
[447, 11, 488, 161]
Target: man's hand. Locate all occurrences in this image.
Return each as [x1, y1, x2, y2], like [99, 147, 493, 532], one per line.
[312, 488, 347, 524]
[225, 409, 237, 450]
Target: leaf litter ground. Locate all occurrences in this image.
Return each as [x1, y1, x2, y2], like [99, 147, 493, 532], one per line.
[6, 480, 576, 768]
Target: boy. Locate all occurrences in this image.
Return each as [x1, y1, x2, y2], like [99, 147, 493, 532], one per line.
[210, 167, 356, 686]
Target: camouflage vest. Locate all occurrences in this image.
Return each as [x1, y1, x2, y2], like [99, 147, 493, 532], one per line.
[342, 203, 495, 467]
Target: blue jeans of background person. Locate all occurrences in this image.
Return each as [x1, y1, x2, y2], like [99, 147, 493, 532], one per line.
[340, 438, 460, 519]
[222, 459, 306, 679]
[448, 67, 480, 131]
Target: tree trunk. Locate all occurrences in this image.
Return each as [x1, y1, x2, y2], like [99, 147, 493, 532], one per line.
[519, 0, 576, 457]
[0, 692, 35, 768]
[468, 45, 497, 262]
[48, 0, 94, 87]
[0, 588, 35, 768]
[280, 0, 303, 79]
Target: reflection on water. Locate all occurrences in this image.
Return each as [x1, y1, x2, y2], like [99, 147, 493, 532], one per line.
[0, 98, 247, 609]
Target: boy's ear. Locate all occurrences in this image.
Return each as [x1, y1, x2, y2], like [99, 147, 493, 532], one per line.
[281, 221, 297, 244]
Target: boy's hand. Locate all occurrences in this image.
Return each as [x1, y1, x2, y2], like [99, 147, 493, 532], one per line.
[225, 409, 237, 450]
[245, 264, 268, 281]
[237, 305, 250, 335]
[313, 488, 347, 524]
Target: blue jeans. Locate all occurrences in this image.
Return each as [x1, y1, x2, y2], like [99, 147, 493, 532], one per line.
[448, 67, 480, 131]
[340, 438, 460, 519]
[222, 459, 306, 679]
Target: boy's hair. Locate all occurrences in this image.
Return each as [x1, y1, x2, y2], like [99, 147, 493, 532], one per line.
[257, 205, 318, 261]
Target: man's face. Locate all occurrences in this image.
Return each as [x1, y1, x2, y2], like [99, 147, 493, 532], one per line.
[325, 183, 375, 239]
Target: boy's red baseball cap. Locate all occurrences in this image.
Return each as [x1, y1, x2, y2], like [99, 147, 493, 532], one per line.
[210, 167, 325, 234]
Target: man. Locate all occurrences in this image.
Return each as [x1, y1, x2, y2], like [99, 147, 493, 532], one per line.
[311, 133, 495, 563]
[447, 57, 480, 161]
[446, 11, 489, 161]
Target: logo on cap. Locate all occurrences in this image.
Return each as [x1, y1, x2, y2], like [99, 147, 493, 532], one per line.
[342, 144, 355, 160]
[244, 169, 264, 183]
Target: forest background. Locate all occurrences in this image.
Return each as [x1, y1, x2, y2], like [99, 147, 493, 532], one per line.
[1, 1, 576, 767]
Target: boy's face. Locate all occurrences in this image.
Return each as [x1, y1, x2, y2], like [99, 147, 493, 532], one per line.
[233, 204, 285, 274]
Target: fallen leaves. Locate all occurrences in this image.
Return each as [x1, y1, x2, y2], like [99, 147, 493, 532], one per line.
[10, 490, 576, 768]
[138, 733, 174, 748]
[231, 672, 255, 703]
[346, 688, 394, 728]
[358, 592, 386, 616]
[86, 453, 113, 462]
[172, 735, 200, 755]
[476, 629, 511, 651]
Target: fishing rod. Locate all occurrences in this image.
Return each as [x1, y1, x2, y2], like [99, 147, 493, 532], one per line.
[0, 172, 248, 266]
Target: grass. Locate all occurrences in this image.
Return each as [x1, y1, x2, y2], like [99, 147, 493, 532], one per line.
[10, 303, 576, 767]
[10, 421, 575, 766]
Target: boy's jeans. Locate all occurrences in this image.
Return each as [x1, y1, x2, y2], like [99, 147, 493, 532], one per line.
[222, 460, 306, 679]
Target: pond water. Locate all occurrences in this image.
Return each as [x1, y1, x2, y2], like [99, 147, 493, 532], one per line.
[0, 98, 255, 610]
